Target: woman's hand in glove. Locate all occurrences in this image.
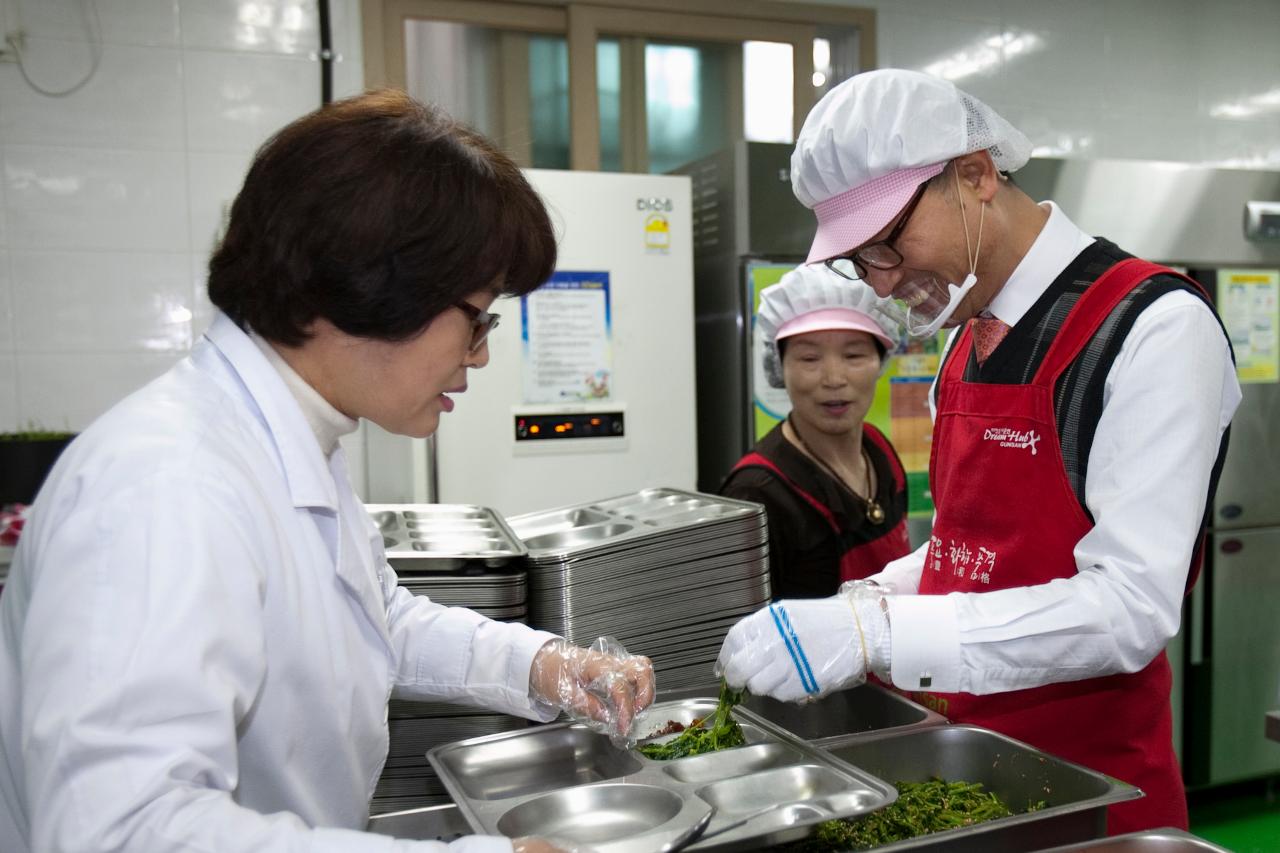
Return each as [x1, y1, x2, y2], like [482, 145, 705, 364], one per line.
[529, 637, 655, 745]
[714, 591, 889, 703]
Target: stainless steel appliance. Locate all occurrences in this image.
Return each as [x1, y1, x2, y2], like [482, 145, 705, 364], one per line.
[669, 141, 811, 494]
[1016, 157, 1280, 789]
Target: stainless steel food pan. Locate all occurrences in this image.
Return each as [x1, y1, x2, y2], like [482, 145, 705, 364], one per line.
[654, 683, 947, 748]
[744, 684, 948, 746]
[808, 724, 1141, 851]
[429, 697, 897, 852]
[1035, 828, 1232, 852]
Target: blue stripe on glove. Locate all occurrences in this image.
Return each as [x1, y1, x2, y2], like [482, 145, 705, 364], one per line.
[768, 603, 819, 695]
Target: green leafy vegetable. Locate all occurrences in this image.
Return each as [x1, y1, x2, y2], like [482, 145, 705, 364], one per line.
[783, 778, 1046, 851]
[638, 681, 747, 760]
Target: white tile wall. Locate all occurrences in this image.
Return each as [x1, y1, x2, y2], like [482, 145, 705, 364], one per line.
[0, 354, 15, 432]
[180, 0, 320, 55]
[0, 0, 359, 432]
[14, 0, 182, 47]
[186, 150, 255, 256]
[16, 352, 181, 430]
[0, 42, 185, 150]
[799, 0, 1280, 169]
[9, 251, 193, 352]
[183, 50, 320, 152]
[0, 250, 11, 351]
[3, 145, 189, 252]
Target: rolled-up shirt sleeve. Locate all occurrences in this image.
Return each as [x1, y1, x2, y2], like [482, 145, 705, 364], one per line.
[884, 293, 1239, 695]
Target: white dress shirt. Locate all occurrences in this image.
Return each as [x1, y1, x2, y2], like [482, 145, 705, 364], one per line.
[872, 202, 1242, 696]
[0, 312, 558, 853]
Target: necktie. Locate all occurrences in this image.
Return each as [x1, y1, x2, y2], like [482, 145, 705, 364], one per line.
[971, 312, 1011, 365]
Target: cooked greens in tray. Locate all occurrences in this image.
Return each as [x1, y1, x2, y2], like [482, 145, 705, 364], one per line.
[637, 682, 746, 760]
[784, 778, 1045, 851]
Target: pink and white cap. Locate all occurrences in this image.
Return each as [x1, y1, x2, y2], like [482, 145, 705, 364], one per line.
[776, 307, 895, 352]
[791, 69, 1032, 264]
[758, 265, 901, 353]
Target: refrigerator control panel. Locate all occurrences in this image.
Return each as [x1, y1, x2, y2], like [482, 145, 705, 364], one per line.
[515, 411, 625, 441]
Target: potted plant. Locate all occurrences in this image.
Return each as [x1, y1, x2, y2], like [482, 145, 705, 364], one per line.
[0, 424, 77, 507]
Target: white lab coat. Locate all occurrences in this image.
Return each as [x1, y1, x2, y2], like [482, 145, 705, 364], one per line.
[0, 313, 558, 853]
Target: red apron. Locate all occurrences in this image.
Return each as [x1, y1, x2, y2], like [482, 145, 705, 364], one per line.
[918, 258, 1203, 834]
[734, 424, 910, 583]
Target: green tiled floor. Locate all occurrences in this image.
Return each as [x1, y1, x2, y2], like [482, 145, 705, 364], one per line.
[1189, 784, 1280, 852]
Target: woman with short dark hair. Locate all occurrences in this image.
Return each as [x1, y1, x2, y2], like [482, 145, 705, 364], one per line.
[0, 90, 652, 853]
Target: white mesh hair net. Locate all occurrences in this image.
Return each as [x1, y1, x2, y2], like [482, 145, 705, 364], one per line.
[792, 69, 1033, 209]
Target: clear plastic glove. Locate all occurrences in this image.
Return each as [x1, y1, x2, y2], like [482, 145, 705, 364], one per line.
[528, 636, 655, 747]
[714, 582, 891, 703]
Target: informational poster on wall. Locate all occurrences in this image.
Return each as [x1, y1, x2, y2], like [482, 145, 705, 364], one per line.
[1218, 268, 1279, 384]
[745, 261, 944, 517]
[521, 271, 613, 403]
[748, 262, 794, 439]
[883, 336, 947, 517]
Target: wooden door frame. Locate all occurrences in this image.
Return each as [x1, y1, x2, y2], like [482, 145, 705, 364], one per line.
[361, 0, 876, 170]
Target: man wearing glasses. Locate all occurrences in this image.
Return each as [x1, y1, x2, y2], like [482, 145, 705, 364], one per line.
[716, 69, 1239, 834]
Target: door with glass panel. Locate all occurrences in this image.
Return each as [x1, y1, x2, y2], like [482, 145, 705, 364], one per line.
[390, 3, 867, 174]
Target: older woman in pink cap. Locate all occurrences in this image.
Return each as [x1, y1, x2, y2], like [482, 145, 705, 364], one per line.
[717, 68, 1239, 836]
[720, 264, 910, 599]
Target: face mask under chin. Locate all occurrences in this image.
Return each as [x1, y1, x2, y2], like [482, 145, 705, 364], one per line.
[891, 272, 977, 338]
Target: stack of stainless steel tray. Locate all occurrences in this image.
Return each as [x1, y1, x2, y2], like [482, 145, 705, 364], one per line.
[370, 502, 528, 575]
[365, 503, 532, 814]
[806, 724, 1141, 851]
[427, 695, 897, 851]
[508, 488, 771, 690]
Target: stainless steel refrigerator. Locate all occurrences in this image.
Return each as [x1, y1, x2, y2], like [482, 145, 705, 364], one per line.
[1018, 157, 1280, 788]
[669, 141, 810, 494]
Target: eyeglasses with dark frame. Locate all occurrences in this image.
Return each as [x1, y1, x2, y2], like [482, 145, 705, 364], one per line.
[452, 301, 501, 353]
[825, 181, 930, 281]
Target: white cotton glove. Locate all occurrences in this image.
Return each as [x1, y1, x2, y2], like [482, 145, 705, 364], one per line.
[715, 583, 891, 703]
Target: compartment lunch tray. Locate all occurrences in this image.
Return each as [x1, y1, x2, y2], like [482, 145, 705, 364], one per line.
[369, 503, 528, 569]
[428, 697, 897, 853]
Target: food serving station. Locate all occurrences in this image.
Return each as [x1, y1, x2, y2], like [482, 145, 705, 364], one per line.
[353, 488, 1234, 851]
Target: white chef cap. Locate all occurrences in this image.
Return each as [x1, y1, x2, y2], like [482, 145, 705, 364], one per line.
[791, 69, 1032, 264]
[758, 264, 900, 352]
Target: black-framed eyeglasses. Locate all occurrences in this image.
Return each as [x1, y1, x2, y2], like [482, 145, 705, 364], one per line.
[825, 181, 930, 281]
[453, 301, 501, 353]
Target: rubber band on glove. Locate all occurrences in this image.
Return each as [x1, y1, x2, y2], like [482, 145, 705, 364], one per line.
[714, 582, 892, 703]
[528, 636, 655, 748]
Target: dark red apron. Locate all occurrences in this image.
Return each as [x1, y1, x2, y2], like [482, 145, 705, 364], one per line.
[734, 423, 910, 583]
[918, 258, 1203, 834]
